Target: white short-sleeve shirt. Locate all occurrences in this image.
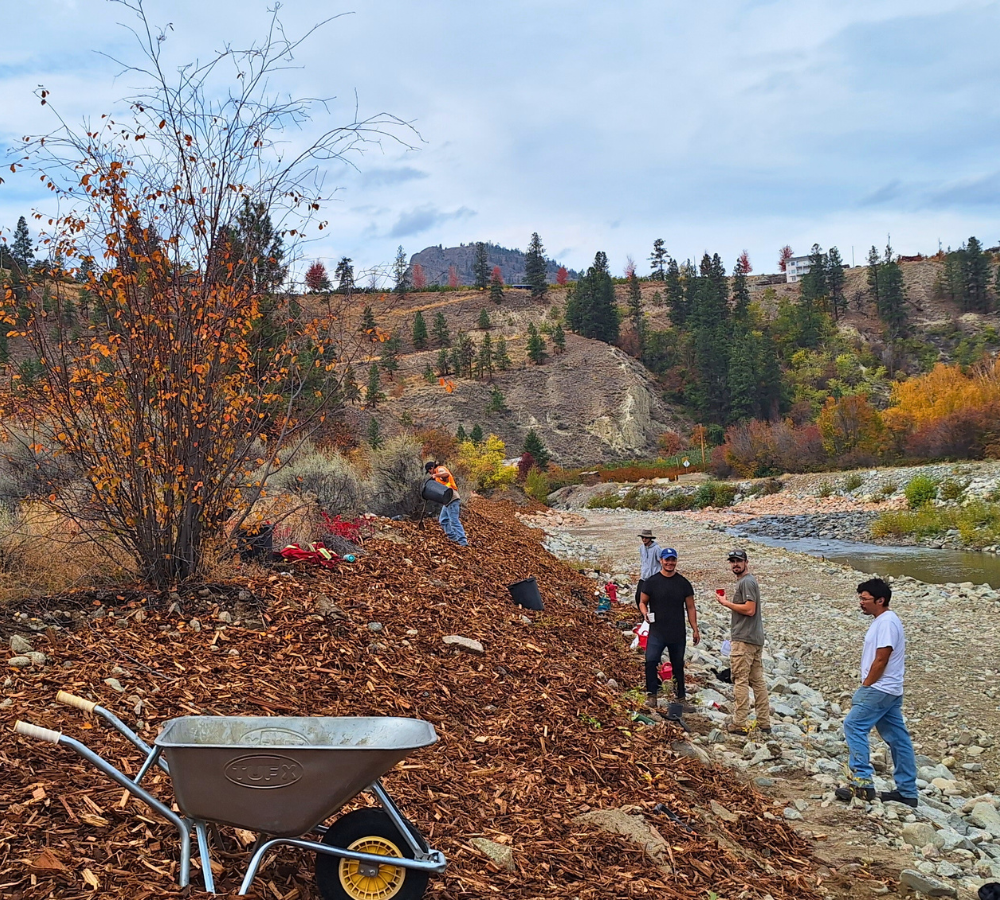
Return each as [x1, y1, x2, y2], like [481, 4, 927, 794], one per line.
[860, 609, 905, 696]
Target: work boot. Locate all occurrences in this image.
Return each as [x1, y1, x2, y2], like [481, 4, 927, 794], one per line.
[879, 790, 918, 808]
[834, 784, 875, 803]
[644, 694, 658, 709]
[755, 725, 773, 734]
[725, 722, 747, 735]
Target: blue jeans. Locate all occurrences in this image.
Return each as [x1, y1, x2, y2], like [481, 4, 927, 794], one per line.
[644, 631, 685, 699]
[438, 500, 468, 546]
[843, 686, 917, 797]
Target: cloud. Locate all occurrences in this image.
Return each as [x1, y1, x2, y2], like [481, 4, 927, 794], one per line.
[360, 166, 428, 188]
[389, 205, 475, 239]
[924, 172, 1000, 210]
[860, 180, 904, 207]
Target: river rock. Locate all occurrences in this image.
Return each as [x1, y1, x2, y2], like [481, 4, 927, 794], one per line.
[8, 656, 32, 668]
[470, 838, 515, 871]
[902, 823, 943, 849]
[969, 802, 1000, 837]
[9, 635, 33, 654]
[442, 635, 485, 656]
[898, 868, 958, 897]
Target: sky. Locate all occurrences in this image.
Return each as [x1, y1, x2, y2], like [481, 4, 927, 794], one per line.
[2, 0, 999, 281]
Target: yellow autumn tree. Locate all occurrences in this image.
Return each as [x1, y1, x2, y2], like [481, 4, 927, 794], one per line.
[882, 361, 1000, 437]
[0, 6, 412, 585]
[817, 394, 885, 458]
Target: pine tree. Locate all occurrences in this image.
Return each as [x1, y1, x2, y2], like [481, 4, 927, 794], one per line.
[393, 246, 410, 296]
[524, 232, 548, 300]
[470, 424, 484, 444]
[487, 386, 507, 412]
[494, 335, 511, 371]
[552, 322, 566, 353]
[625, 271, 645, 356]
[564, 251, 618, 343]
[727, 326, 757, 424]
[412, 311, 428, 349]
[342, 364, 361, 404]
[367, 417, 383, 449]
[458, 332, 476, 377]
[477, 308, 491, 330]
[879, 241, 907, 340]
[456, 425, 467, 442]
[489, 267, 504, 304]
[800, 244, 828, 311]
[522, 429, 550, 469]
[360, 305, 378, 339]
[449, 343, 463, 378]
[963, 236, 992, 312]
[649, 238, 668, 281]
[379, 332, 401, 378]
[866, 246, 882, 314]
[827, 246, 846, 321]
[423, 362, 437, 383]
[436, 348, 451, 375]
[526, 322, 546, 364]
[473, 242, 490, 290]
[432, 311, 451, 347]
[11, 216, 34, 270]
[335, 257, 355, 294]
[664, 257, 687, 327]
[364, 363, 385, 408]
[476, 333, 494, 380]
[688, 253, 731, 422]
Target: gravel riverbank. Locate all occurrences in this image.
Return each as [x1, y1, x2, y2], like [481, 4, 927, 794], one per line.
[522, 506, 1000, 898]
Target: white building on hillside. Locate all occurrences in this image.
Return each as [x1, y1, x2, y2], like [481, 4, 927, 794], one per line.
[785, 256, 813, 283]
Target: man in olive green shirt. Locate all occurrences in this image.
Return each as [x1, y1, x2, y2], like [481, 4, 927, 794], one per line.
[716, 549, 770, 735]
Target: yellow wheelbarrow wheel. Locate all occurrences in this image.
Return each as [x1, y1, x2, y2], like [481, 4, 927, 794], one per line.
[316, 808, 430, 900]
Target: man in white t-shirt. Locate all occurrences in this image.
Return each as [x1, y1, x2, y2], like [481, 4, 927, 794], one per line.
[835, 578, 918, 807]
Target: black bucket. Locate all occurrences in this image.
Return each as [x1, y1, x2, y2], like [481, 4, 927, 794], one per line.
[508, 576, 544, 611]
[421, 477, 455, 505]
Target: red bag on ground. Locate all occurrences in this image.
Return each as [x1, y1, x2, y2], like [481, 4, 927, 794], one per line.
[280, 541, 339, 569]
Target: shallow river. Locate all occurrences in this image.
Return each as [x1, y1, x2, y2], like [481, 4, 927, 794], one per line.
[729, 531, 1000, 588]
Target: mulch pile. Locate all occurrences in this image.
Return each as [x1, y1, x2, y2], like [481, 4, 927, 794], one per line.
[1, 500, 823, 899]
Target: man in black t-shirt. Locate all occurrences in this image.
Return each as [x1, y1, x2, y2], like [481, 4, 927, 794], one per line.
[638, 548, 700, 708]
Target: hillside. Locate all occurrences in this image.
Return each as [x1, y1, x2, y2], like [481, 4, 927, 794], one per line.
[408, 242, 579, 287]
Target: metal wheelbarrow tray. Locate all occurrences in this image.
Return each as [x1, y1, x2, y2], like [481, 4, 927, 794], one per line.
[15, 692, 447, 899]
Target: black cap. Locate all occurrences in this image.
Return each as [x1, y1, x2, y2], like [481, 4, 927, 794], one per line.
[727, 549, 748, 561]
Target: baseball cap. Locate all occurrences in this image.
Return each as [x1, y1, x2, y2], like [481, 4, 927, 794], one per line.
[660, 548, 678, 560]
[727, 549, 748, 561]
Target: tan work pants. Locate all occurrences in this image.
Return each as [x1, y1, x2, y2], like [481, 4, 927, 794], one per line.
[730, 640, 770, 729]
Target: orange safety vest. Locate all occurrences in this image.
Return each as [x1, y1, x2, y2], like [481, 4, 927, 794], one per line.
[432, 466, 459, 497]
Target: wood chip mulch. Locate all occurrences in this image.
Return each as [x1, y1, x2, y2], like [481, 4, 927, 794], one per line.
[0, 499, 823, 899]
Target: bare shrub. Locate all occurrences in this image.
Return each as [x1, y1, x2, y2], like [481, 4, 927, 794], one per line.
[367, 435, 425, 518]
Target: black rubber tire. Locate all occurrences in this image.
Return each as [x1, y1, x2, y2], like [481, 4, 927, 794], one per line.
[315, 808, 430, 900]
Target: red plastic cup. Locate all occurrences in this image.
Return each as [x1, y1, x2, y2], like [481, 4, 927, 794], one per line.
[716, 588, 726, 599]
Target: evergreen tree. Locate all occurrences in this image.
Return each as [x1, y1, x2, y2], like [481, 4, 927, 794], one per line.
[522, 429, 550, 468]
[939, 248, 962, 305]
[663, 257, 687, 327]
[470, 424, 484, 444]
[963, 236, 992, 312]
[489, 268, 504, 304]
[755, 328, 784, 420]
[526, 322, 546, 364]
[625, 271, 645, 355]
[393, 245, 410, 296]
[335, 257, 355, 294]
[688, 253, 731, 422]
[449, 343, 463, 378]
[879, 242, 907, 340]
[456, 425, 467, 442]
[494, 335, 511, 371]
[524, 232, 548, 300]
[827, 246, 846, 321]
[342, 364, 361, 404]
[564, 251, 619, 343]
[226, 197, 287, 292]
[727, 327, 757, 424]
[364, 363, 385, 408]
[866, 245, 882, 314]
[487, 386, 507, 412]
[11, 216, 34, 269]
[436, 348, 451, 376]
[411, 311, 428, 349]
[477, 308, 491, 330]
[459, 332, 476, 377]
[649, 238, 668, 281]
[552, 322, 566, 353]
[367, 417, 383, 449]
[359, 305, 378, 339]
[477, 333, 494, 380]
[432, 311, 451, 347]
[473, 241, 490, 290]
[379, 331, 401, 378]
[731, 254, 751, 321]
[423, 362, 437, 384]
[799, 244, 828, 311]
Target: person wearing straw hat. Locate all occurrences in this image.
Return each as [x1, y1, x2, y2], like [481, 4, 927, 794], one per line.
[635, 528, 662, 608]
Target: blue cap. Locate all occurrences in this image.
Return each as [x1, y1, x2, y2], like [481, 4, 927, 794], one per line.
[660, 548, 678, 560]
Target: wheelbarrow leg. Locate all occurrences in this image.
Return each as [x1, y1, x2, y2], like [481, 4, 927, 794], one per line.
[194, 821, 216, 893]
[371, 779, 433, 859]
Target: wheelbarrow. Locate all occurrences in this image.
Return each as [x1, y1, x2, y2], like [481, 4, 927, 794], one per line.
[15, 691, 447, 899]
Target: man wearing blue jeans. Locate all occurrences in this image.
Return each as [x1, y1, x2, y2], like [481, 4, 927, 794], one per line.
[835, 578, 918, 807]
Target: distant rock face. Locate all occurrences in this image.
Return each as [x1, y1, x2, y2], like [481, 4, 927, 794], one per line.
[409, 243, 578, 287]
